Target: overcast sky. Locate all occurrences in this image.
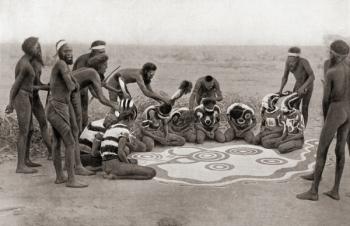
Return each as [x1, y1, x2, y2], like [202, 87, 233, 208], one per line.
[0, 0, 349, 45]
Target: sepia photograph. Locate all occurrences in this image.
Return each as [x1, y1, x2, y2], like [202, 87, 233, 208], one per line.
[0, 0, 350, 225]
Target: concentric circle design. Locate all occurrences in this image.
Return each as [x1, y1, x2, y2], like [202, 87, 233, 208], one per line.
[256, 158, 288, 165]
[189, 151, 229, 162]
[205, 163, 234, 171]
[225, 147, 263, 155]
[130, 153, 163, 161]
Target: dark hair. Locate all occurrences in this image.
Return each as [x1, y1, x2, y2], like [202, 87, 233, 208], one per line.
[142, 62, 157, 73]
[22, 37, 38, 56]
[288, 46, 301, 54]
[205, 75, 213, 82]
[330, 40, 349, 56]
[229, 105, 244, 119]
[159, 103, 172, 115]
[91, 40, 106, 48]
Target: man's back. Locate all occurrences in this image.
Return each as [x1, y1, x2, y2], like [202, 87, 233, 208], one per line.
[327, 61, 350, 102]
[73, 53, 90, 71]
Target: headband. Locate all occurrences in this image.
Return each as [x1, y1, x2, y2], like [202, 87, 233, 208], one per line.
[91, 45, 105, 50]
[56, 40, 67, 52]
[287, 52, 300, 57]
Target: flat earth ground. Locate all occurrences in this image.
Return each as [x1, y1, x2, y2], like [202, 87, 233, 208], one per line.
[1, 45, 350, 225]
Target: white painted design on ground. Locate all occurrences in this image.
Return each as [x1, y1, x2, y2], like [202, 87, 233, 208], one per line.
[130, 139, 317, 186]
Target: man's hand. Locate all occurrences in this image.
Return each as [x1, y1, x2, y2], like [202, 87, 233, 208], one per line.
[297, 87, 306, 97]
[5, 104, 14, 114]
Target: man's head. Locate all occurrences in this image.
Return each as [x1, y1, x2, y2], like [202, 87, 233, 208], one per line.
[261, 93, 280, 114]
[90, 40, 106, 56]
[56, 40, 73, 65]
[141, 62, 157, 85]
[329, 40, 349, 66]
[157, 103, 172, 119]
[87, 53, 108, 76]
[118, 98, 138, 124]
[201, 97, 216, 112]
[22, 37, 43, 65]
[287, 47, 301, 71]
[203, 75, 215, 90]
[281, 92, 300, 114]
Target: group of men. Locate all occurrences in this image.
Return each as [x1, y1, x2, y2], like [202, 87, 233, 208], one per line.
[5, 37, 350, 200]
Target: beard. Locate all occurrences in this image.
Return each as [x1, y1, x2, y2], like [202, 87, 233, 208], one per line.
[33, 52, 44, 66]
[63, 55, 73, 65]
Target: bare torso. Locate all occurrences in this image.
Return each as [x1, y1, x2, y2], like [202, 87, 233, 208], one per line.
[15, 56, 36, 93]
[50, 60, 73, 103]
[327, 61, 350, 102]
[290, 58, 314, 90]
[110, 68, 142, 84]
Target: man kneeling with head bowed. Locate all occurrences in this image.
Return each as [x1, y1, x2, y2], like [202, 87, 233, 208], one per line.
[141, 81, 192, 151]
[80, 99, 156, 180]
[224, 103, 260, 144]
[194, 97, 225, 144]
[259, 93, 284, 148]
[276, 92, 305, 153]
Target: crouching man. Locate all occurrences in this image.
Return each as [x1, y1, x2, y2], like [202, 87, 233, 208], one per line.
[224, 103, 260, 144]
[277, 92, 305, 154]
[84, 99, 156, 180]
[194, 98, 225, 143]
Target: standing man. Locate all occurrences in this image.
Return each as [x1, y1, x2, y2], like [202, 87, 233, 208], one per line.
[5, 37, 46, 173]
[46, 40, 90, 188]
[277, 47, 315, 126]
[189, 75, 223, 111]
[73, 40, 106, 129]
[297, 40, 350, 201]
[107, 62, 171, 105]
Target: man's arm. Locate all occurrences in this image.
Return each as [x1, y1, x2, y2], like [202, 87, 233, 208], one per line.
[278, 61, 289, 93]
[214, 79, 223, 102]
[189, 80, 201, 110]
[7, 63, 28, 109]
[118, 137, 130, 163]
[322, 71, 333, 120]
[90, 80, 117, 110]
[57, 61, 76, 92]
[298, 59, 315, 93]
[136, 78, 169, 103]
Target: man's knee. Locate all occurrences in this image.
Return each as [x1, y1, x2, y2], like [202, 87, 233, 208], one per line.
[224, 128, 234, 142]
[146, 167, 156, 179]
[215, 131, 225, 143]
[142, 136, 154, 152]
[196, 131, 205, 144]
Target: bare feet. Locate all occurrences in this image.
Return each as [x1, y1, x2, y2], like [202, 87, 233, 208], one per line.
[296, 190, 319, 201]
[75, 165, 95, 176]
[55, 175, 68, 184]
[25, 160, 42, 167]
[323, 190, 340, 200]
[66, 180, 88, 188]
[16, 166, 38, 174]
[300, 173, 314, 181]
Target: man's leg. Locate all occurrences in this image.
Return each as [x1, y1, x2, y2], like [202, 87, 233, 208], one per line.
[297, 106, 346, 201]
[243, 131, 260, 145]
[24, 116, 41, 167]
[301, 87, 313, 126]
[224, 128, 235, 142]
[261, 133, 282, 149]
[103, 160, 156, 180]
[80, 88, 89, 129]
[69, 103, 94, 176]
[14, 92, 37, 174]
[324, 122, 349, 200]
[51, 127, 66, 184]
[166, 133, 186, 146]
[196, 130, 206, 144]
[47, 103, 88, 188]
[32, 97, 53, 160]
[278, 139, 304, 154]
[142, 136, 155, 152]
[214, 130, 226, 143]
